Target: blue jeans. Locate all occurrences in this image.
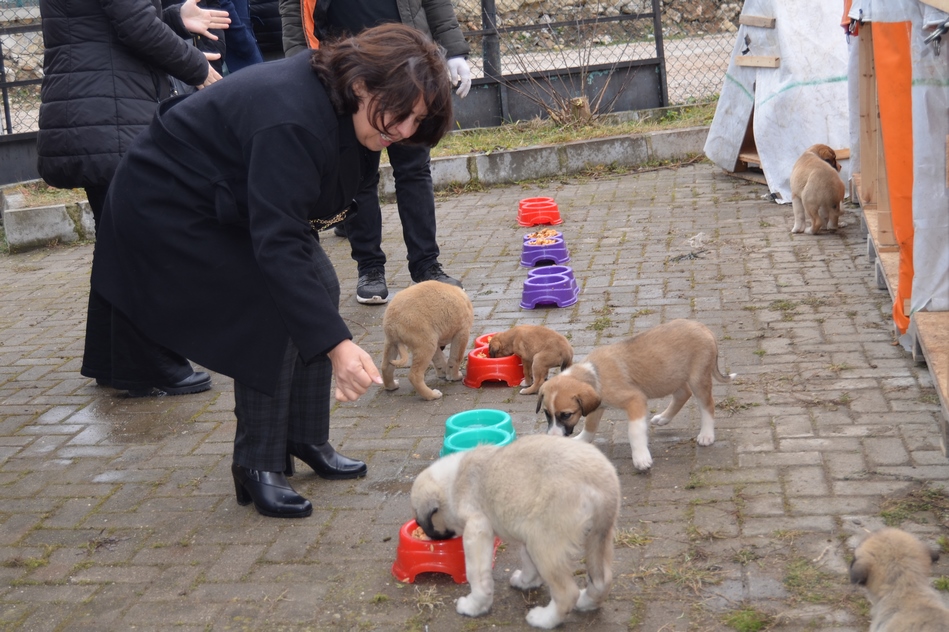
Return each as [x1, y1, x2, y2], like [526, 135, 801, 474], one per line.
[343, 143, 440, 281]
[218, 0, 263, 73]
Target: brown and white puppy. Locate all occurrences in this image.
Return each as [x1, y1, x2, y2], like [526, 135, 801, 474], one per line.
[411, 434, 620, 629]
[536, 319, 734, 471]
[850, 527, 949, 631]
[488, 325, 574, 395]
[381, 280, 473, 400]
[790, 143, 845, 235]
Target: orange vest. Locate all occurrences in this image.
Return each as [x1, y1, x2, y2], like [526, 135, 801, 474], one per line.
[302, 0, 319, 48]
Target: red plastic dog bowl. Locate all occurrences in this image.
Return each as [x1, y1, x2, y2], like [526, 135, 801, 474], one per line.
[473, 332, 497, 349]
[463, 347, 524, 388]
[391, 519, 500, 584]
[518, 197, 563, 227]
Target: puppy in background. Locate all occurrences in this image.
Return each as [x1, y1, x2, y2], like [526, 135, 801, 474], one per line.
[790, 143, 845, 235]
[488, 324, 573, 395]
[411, 434, 620, 629]
[850, 527, 949, 631]
[381, 281, 473, 400]
[537, 319, 734, 471]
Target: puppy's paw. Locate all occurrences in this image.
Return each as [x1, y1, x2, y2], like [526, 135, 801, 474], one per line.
[804, 227, 815, 235]
[510, 569, 543, 590]
[446, 372, 463, 382]
[520, 378, 530, 387]
[696, 431, 715, 446]
[791, 225, 804, 234]
[519, 386, 539, 395]
[420, 389, 443, 401]
[632, 448, 653, 471]
[384, 379, 399, 391]
[456, 594, 491, 618]
[526, 602, 564, 629]
[576, 588, 600, 611]
[576, 430, 596, 443]
[650, 414, 670, 426]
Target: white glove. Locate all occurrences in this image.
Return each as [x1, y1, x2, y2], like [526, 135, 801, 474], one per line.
[446, 56, 472, 98]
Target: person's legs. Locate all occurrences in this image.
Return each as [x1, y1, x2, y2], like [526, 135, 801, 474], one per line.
[343, 151, 390, 304]
[80, 186, 112, 384]
[285, 240, 367, 478]
[232, 339, 312, 518]
[217, 0, 264, 73]
[387, 144, 462, 287]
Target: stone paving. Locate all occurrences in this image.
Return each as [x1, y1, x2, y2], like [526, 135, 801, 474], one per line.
[1, 162, 947, 632]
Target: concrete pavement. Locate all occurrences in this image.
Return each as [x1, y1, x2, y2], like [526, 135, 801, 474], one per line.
[1, 161, 947, 631]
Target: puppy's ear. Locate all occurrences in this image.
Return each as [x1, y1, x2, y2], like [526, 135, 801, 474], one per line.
[849, 554, 869, 585]
[535, 389, 545, 414]
[576, 384, 601, 416]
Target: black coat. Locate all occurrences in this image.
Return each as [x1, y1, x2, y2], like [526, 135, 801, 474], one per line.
[91, 53, 374, 395]
[37, 0, 210, 189]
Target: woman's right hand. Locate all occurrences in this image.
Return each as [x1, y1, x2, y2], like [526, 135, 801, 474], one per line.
[327, 339, 383, 402]
[197, 56, 222, 89]
[180, 0, 230, 39]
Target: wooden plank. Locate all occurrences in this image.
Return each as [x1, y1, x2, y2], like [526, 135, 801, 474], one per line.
[737, 150, 761, 166]
[858, 25, 879, 206]
[723, 169, 767, 185]
[735, 56, 780, 68]
[911, 311, 949, 455]
[739, 15, 776, 28]
[920, 0, 949, 13]
[834, 148, 851, 160]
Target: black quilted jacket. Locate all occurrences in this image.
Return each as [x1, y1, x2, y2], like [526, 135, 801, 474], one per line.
[36, 0, 211, 189]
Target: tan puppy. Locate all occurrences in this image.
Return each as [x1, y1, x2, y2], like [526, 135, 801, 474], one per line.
[536, 319, 734, 471]
[850, 528, 949, 631]
[411, 434, 620, 629]
[381, 281, 473, 400]
[790, 143, 845, 235]
[488, 325, 574, 395]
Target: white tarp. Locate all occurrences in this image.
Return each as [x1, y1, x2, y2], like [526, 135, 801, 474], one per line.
[847, 1, 949, 316]
[704, 0, 851, 204]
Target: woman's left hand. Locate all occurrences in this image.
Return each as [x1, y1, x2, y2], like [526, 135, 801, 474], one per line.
[180, 0, 231, 40]
[327, 339, 383, 402]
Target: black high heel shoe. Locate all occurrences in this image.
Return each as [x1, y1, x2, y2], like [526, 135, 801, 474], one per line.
[286, 442, 368, 480]
[231, 463, 312, 518]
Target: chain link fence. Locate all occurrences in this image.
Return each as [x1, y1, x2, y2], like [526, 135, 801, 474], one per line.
[0, 0, 737, 135]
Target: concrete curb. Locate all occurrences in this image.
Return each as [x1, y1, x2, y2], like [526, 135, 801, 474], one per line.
[2, 126, 710, 252]
[381, 125, 709, 198]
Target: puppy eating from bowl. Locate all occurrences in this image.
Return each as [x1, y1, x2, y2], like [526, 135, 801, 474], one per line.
[411, 434, 620, 629]
[380, 280, 473, 400]
[850, 527, 949, 631]
[487, 324, 574, 395]
[536, 319, 734, 471]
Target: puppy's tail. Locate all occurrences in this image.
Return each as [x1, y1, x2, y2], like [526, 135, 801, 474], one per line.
[713, 364, 736, 384]
[389, 343, 410, 368]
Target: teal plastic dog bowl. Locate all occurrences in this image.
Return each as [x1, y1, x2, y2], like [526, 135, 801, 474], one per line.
[440, 427, 513, 457]
[445, 409, 515, 437]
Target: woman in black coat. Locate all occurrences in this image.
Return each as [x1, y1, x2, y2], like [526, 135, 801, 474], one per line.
[92, 23, 454, 518]
[37, 0, 230, 397]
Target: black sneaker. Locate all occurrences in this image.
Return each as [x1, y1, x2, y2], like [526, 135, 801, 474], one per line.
[356, 270, 389, 304]
[416, 262, 463, 288]
[333, 224, 347, 238]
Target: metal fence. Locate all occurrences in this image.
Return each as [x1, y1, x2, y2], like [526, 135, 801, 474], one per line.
[0, 0, 736, 136]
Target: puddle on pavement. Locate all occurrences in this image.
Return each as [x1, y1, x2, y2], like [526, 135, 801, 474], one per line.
[69, 397, 189, 444]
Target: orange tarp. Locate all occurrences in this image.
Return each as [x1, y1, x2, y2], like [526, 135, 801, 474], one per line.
[873, 22, 914, 333]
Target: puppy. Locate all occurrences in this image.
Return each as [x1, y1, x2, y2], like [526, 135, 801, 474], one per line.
[411, 434, 620, 629]
[488, 325, 574, 395]
[850, 527, 949, 631]
[536, 319, 734, 471]
[381, 280, 473, 400]
[790, 143, 845, 235]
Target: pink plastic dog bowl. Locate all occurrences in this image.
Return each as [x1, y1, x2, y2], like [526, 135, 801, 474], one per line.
[391, 519, 500, 584]
[517, 197, 562, 227]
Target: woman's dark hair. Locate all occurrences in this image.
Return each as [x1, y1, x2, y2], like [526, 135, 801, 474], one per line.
[310, 23, 453, 147]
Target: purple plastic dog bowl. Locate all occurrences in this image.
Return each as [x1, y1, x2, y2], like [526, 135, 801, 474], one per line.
[520, 236, 571, 267]
[528, 265, 579, 295]
[520, 273, 579, 309]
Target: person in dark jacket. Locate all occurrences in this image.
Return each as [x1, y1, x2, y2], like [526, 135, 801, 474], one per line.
[249, 0, 283, 60]
[280, 0, 472, 305]
[37, 0, 230, 398]
[91, 23, 453, 518]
